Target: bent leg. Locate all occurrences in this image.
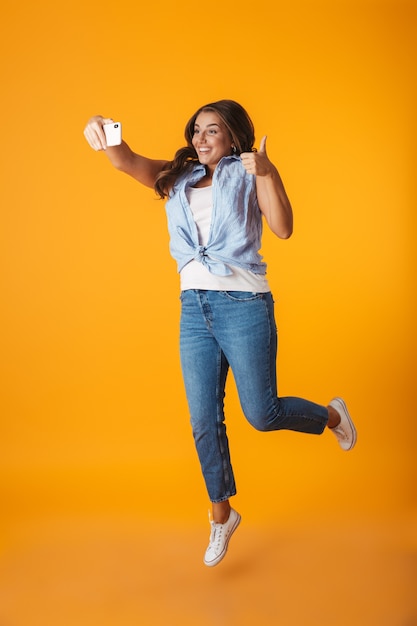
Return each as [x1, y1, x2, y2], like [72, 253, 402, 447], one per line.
[209, 291, 329, 434]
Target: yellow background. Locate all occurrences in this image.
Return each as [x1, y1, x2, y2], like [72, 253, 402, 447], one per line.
[0, 0, 416, 624]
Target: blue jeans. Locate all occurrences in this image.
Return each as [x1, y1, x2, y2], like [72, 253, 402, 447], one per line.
[179, 290, 329, 503]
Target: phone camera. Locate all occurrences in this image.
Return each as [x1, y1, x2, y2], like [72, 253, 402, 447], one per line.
[114, 124, 119, 128]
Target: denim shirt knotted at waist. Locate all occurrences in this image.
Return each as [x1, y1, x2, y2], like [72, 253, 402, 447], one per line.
[164, 156, 267, 277]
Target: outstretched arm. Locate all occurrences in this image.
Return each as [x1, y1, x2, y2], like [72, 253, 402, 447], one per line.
[240, 136, 293, 239]
[83, 116, 169, 189]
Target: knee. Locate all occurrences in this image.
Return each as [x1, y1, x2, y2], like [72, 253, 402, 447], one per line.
[246, 414, 274, 432]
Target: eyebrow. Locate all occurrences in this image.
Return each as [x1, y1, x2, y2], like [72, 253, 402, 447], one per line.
[194, 122, 221, 128]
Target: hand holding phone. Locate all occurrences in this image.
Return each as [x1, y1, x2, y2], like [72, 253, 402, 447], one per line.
[103, 122, 122, 147]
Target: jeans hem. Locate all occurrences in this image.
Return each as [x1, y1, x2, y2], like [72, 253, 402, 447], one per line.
[210, 492, 237, 504]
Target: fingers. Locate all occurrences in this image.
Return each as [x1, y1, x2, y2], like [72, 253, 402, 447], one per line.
[83, 116, 114, 151]
[240, 151, 257, 175]
[240, 135, 270, 176]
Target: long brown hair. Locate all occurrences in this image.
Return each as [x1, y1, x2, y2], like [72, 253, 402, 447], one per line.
[154, 99, 255, 198]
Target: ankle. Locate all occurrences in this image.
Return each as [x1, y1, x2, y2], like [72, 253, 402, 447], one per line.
[327, 405, 341, 429]
[212, 501, 231, 524]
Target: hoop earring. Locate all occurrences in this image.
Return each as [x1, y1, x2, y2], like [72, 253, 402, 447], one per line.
[232, 145, 237, 153]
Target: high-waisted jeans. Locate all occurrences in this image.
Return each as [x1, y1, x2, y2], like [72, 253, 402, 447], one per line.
[179, 290, 329, 503]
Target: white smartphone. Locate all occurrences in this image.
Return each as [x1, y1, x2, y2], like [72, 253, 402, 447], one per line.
[103, 122, 122, 147]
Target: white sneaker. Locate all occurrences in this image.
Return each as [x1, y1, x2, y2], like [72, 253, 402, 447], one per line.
[328, 397, 357, 451]
[204, 508, 241, 567]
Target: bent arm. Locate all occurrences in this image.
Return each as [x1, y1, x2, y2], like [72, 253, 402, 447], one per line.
[240, 136, 293, 239]
[83, 115, 169, 189]
[256, 167, 293, 239]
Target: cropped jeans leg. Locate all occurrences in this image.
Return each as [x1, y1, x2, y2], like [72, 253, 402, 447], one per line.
[179, 290, 236, 503]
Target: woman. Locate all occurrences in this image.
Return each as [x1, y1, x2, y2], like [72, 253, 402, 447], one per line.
[84, 100, 357, 567]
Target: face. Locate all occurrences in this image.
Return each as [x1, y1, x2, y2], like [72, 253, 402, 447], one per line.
[191, 111, 234, 173]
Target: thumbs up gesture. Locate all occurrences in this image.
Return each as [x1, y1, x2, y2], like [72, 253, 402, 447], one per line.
[240, 136, 273, 176]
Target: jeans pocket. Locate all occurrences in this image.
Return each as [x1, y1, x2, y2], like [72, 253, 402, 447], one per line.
[220, 290, 266, 302]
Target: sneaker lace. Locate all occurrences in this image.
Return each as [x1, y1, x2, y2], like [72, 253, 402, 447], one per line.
[210, 522, 224, 550]
[208, 511, 225, 551]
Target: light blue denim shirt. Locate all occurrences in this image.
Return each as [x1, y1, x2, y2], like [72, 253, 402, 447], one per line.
[165, 155, 266, 277]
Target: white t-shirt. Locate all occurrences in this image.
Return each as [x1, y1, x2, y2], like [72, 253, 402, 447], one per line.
[180, 186, 270, 292]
